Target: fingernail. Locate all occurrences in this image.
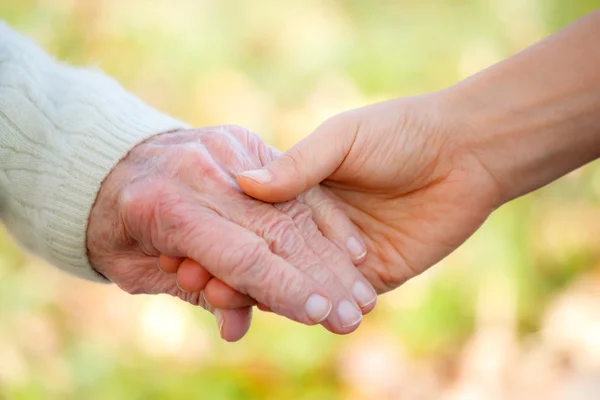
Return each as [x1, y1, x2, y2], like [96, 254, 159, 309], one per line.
[352, 281, 377, 308]
[338, 300, 362, 327]
[201, 291, 214, 313]
[347, 236, 367, 260]
[240, 169, 272, 184]
[176, 279, 187, 292]
[214, 309, 224, 338]
[305, 294, 332, 323]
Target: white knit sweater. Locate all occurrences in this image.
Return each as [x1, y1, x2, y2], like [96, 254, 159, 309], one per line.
[0, 23, 188, 282]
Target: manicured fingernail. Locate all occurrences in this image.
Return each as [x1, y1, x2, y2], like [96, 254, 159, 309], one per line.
[240, 169, 272, 184]
[347, 236, 367, 260]
[338, 300, 362, 327]
[352, 281, 377, 308]
[305, 294, 332, 323]
[214, 309, 224, 338]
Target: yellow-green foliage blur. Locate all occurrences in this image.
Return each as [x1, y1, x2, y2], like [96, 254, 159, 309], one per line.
[2, 1, 600, 399]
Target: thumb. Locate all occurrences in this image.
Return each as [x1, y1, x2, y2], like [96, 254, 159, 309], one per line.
[238, 114, 357, 202]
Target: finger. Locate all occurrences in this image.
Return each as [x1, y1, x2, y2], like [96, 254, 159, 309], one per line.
[257, 303, 272, 312]
[176, 258, 256, 308]
[275, 201, 377, 329]
[158, 254, 185, 273]
[237, 114, 357, 203]
[176, 258, 212, 292]
[299, 186, 367, 264]
[242, 201, 367, 334]
[200, 293, 253, 342]
[173, 208, 334, 326]
[120, 254, 251, 342]
[215, 308, 253, 342]
[215, 129, 368, 264]
[156, 256, 258, 316]
[153, 263, 252, 342]
[204, 278, 257, 309]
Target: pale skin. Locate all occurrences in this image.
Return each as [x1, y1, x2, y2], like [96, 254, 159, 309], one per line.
[171, 10, 600, 340]
[87, 126, 377, 342]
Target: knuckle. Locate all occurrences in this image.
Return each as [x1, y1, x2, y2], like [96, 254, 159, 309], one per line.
[265, 215, 296, 237]
[166, 143, 219, 178]
[254, 262, 309, 311]
[276, 201, 318, 239]
[269, 270, 306, 305]
[266, 217, 304, 255]
[218, 239, 270, 288]
[303, 261, 339, 289]
[198, 130, 251, 175]
[223, 125, 267, 163]
[200, 129, 234, 148]
[302, 187, 335, 213]
[222, 124, 251, 141]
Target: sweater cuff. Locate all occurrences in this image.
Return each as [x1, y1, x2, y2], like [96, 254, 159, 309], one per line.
[0, 23, 188, 282]
[48, 92, 189, 283]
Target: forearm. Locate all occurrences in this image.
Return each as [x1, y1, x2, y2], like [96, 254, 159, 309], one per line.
[0, 23, 187, 281]
[446, 10, 600, 202]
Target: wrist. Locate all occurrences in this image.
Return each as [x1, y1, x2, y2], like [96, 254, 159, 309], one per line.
[440, 72, 600, 206]
[438, 12, 600, 205]
[418, 88, 507, 210]
[435, 82, 521, 206]
[0, 23, 186, 282]
[87, 129, 191, 276]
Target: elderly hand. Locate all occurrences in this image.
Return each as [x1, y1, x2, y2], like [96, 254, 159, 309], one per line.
[87, 125, 377, 341]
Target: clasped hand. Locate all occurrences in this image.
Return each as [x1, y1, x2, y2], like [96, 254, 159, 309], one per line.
[86, 12, 600, 342]
[87, 125, 377, 341]
[87, 93, 502, 343]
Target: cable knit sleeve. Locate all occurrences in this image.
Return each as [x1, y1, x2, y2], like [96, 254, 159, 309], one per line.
[0, 22, 189, 282]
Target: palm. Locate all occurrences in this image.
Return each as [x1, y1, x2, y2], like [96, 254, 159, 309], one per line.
[325, 170, 494, 293]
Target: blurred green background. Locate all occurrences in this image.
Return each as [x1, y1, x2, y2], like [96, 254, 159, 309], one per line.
[2, 1, 600, 399]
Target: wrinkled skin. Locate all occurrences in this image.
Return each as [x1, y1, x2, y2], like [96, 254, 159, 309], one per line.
[239, 93, 503, 294]
[87, 126, 376, 342]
